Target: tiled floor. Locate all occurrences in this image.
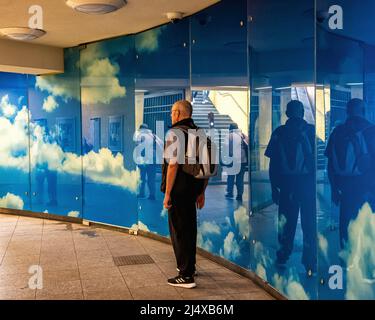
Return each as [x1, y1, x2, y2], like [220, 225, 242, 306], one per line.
[0, 213, 274, 300]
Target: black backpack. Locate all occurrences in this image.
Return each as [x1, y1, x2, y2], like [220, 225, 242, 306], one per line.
[331, 127, 372, 177]
[278, 126, 314, 175]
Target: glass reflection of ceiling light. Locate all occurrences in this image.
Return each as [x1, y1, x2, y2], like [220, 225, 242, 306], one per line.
[346, 83, 363, 86]
[255, 86, 272, 91]
[66, 0, 127, 14]
[0, 27, 46, 41]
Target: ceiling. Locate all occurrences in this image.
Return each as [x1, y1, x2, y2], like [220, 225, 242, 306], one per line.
[0, 0, 219, 48]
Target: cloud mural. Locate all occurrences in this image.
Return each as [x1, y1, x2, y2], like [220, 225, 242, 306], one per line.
[234, 206, 250, 239]
[36, 75, 80, 103]
[0, 100, 139, 193]
[220, 231, 241, 260]
[0, 95, 18, 118]
[273, 272, 310, 300]
[0, 193, 24, 210]
[342, 203, 375, 300]
[42, 95, 59, 113]
[80, 42, 127, 105]
[136, 28, 163, 53]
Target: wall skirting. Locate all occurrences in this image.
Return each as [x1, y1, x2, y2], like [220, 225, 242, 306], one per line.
[0, 207, 286, 300]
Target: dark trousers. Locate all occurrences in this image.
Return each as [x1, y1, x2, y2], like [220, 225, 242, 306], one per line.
[36, 169, 57, 204]
[168, 197, 197, 278]
[139, 165, 156, 198]
[226, 164, 246, 197]
[277, 178, 317, 270]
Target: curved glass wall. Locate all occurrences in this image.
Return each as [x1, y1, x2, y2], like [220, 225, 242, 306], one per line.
[1, 0, 375, 300]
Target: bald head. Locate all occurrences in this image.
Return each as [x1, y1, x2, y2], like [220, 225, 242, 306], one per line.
[173, 100, 193, 118]
[171, 100, 193, 125]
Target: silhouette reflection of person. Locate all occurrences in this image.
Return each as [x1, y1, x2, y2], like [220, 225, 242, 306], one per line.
[225, 124, 249, 202]
[325, 98, 375, 249]
[265, 100, 317, 275]
[135, 124, 163, 200]
[35, 123, 58, 207]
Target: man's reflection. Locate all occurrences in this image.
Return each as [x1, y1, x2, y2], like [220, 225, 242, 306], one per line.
[325, 98, 375, 249]
[225, 123, 249, 202]
[265, 100, 317, 275]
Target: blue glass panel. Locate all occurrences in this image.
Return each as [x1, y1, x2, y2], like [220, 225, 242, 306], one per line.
[28, 48, 82, 217]
[0, 73, 31, 211]
[81, 36, 138, 228]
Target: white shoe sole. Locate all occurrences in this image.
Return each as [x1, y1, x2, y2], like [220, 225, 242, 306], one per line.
[168, 282, 196, 289]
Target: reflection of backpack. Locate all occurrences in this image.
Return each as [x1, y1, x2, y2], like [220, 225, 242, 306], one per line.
[332, 128, 371, 177]
[279, 127, 313, 175]
[179, 125, 218, 179]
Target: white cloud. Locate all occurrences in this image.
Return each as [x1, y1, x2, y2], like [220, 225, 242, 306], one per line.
[199, 221, 221, 235]
[0, 95, 17, 118]
[161, 208, 168, 218]
[197, 232, 213, 252]
[131, 221, 150, 232]
[342, 203, 375, 300]
[0, 107, 140, 193]
[36, 75, 80, 102]
[43, 95, 59, 113]
[318, 233, 328, 262]
[278, 214, 287, 234]
[256, 263, 267, 281]
[0, 106, 30, 171]
[273, 273, 310, 300]
[81, 58, 126, 105]
[234, 206, 250, 239]
[0, 193, 24, 210]
[136, 28, 162, 53]
[80, 43, 126, 105]
[220, 231, 241, 260]
[68, 211, 80, 218]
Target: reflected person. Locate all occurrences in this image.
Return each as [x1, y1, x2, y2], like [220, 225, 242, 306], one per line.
[134, 124, 163, 200]
[35, 124, 58, 207]
[265, 100, 317, 275]
[325, 98, 375, 249]
[225, 123, 249, 202]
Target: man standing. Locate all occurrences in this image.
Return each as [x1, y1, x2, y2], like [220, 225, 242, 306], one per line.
[161, 100, 208, 289]
[225, 123, 249, 202]
[325, 98, 375, 249]
[134, 124, 163, 200]
[265, 100, 317, 275]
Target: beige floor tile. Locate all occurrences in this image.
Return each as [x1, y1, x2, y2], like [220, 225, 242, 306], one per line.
[79, 266, 121, 280]
[38, 279, 82, 296]
[118, 263, 163, 276]
[0, 288, 36, 300]
[230, 292, 274, 300]
[130, 285, 182, 300]
[41, 261, 79, 272]
[1, 254, 40, 266]
[219, 278, 262, 294]
[84, 289, 133, 300]
[122, 270, 167, 289]
[43, 269, 81, 283]
[0, 263, 39, 275]
[190, 294, 232, 300]
[81, 276, 128, 292]
[204, 268, 244, 282]
[36, 291, 84, 300]
[196, 259, 223, 270]
[0, 273, 31, 290]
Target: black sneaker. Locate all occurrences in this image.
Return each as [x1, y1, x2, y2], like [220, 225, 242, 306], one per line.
[176, 268, 198, 277]
[168, 275, 196, 289]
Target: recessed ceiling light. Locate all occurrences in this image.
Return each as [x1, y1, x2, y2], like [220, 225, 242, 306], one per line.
[0, 27, 46, 41]
[66, 0, 127, 14]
